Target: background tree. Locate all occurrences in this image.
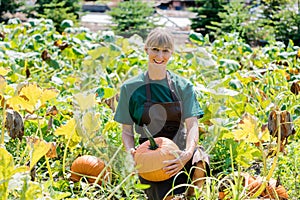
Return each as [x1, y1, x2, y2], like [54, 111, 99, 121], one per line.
[108, 0, 156, 38]
[27, 0, 81, 32]
[260, 0, 300, 44]
[214, 0, 262, 45]
[189, 0, 227, 40]
[0, 0, 24, 23]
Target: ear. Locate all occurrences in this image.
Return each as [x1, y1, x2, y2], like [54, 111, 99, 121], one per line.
[144, 47, 149, 54]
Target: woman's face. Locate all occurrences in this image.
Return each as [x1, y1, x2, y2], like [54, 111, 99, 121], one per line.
[146, 46, 172, 68]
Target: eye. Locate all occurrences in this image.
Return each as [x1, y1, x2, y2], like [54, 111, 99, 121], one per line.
[151, 47, 159, 52]
[163, 49, 170, 53]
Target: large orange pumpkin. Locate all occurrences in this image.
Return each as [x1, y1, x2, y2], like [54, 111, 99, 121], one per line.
[134, 125, 181, 182]
[70, 155, 109, 184]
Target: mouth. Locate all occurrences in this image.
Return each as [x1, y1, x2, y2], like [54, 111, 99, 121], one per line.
[153, 59, 164, 64]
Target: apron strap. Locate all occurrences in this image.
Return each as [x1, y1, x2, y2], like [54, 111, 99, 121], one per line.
[145, 72, 151, 102]
[166, 71, 179, 101]
[144, 71, 179, 102]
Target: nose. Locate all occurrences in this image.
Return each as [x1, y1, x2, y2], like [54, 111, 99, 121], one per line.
[156, 50, 163, 58]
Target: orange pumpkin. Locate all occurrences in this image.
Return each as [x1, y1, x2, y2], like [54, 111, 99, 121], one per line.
[70, 155, 109, 184]
[134, 125, 181, 182]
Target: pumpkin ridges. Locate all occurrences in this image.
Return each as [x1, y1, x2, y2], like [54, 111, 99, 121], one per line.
[70, 155, 108, 184]
[134, 136, 180, 182]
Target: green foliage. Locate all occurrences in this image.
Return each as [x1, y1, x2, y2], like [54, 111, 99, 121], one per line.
[0, 0, 24, 22]
[0, 18, 299, 199]
[190, 0, 300, 45]
[29, 0, 81, 33]
[189, 0, 227, 40]
[108, 0, 156, 38]
[214, 0, 254, 43]
[260, 0, 300, 44]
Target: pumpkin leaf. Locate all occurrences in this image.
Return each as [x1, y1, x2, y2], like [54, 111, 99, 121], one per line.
[6, 96, 32, 112]
[102, 120, 118, 135]
[8, 83, 59, 113]
[82, 112, 101, 133]
[26, 137, 52, 169]
[0, 75, 6, 94]
[74, 93, 96, 111]
[88, 47, 106, 60]
[189, 32, 204, 45]
[0, 68, 10, 76]
[54, 118, 81, 148]
[0, 147, 28, 185]
[102, 87, 117, 99]
[236, 141, 261, 167]
[40, 88, 59, 105]
[232, 114, 260, 143]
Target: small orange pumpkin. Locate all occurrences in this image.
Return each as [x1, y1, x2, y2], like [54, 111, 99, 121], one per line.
[70, 155, 109, 184]
[134, 125, 181, 182]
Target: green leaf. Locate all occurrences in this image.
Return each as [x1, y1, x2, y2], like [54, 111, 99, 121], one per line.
[0, 147, 28, 197]
[189, 32, 204, 46]
[46, 59, 60, 69]
[134, 183, 151, 190]
[219, 59, 240, 74]
[88, 47, 106, 60]
[60, 19, 74, 29]
[102, 87, 117, 99]
[51, 191, 71, 199]
[236, 141, 261, 167]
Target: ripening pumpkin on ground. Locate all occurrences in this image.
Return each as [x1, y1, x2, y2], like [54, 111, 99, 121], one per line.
[134, 125, 181, 182]
[219, 172, 289, 199]
[70, 155, 110, 184]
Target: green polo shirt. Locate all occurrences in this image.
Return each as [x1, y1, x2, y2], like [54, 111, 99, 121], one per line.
[114, 71, 203, 126]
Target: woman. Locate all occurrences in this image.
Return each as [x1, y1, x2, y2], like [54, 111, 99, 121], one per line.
[114, 27, 209, 200]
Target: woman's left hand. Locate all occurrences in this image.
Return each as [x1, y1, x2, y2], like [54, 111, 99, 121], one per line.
[162, 150, 193, 177]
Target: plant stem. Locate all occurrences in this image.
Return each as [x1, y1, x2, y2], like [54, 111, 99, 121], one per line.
[143, 124, 158, 150]
[253, 110, 281, 197]
[106, 172, 134, 199]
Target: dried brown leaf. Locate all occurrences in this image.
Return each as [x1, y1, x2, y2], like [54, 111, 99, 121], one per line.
[291, 82, 300, 95]
[5, 109, 24, 140]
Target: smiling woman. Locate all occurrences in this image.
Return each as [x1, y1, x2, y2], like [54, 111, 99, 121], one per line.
[114, 27, 209, 200]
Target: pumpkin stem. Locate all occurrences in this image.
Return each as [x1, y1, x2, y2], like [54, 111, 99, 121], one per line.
[143, 125, 158, 150]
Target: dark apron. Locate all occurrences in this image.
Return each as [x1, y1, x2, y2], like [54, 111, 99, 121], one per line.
[136, 71, 193, 200]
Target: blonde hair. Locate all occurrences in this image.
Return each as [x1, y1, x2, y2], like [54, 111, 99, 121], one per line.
[145, 27, 174, 51]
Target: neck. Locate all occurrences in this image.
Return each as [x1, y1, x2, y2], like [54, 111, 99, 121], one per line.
[148, 65, 167, 80]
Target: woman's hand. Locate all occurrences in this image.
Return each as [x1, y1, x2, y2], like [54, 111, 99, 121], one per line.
[129, 147, 136, 157]
[162, 150, 193, 177]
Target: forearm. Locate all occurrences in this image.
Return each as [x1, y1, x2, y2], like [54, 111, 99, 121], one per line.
[121, 124, 135, 151]
[185, 117, 199, 156]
